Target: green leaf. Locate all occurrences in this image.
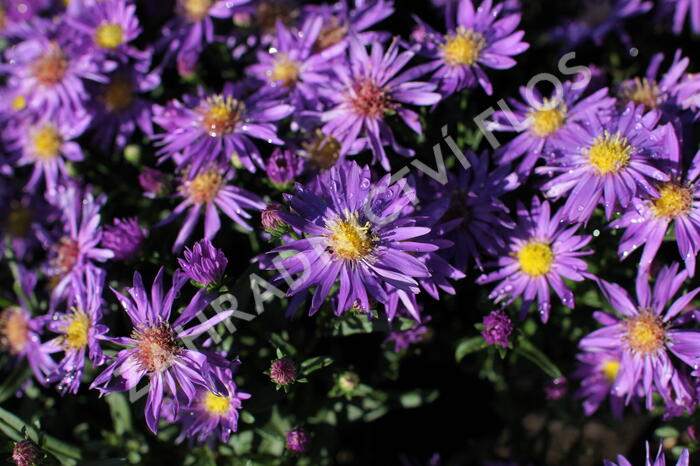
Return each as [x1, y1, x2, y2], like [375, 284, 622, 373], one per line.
[105, 393, 132, 436]
[514, 336, 562, 378]
[455, 336, 488, 362]
[654, 426, 679, 439]
[398, 389, 439, 409]
[300, 356, 333, 376]
[0, 362, 32, 403]
[332, 314, 387, 336]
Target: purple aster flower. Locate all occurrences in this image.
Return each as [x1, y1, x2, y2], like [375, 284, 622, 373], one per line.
[477, 198, 592, 322]
[176, 365, 250, 443]
[178, 238, 228, 286]
[45, 269, 109, 394]
[101, 217, 146, 261]
[413, 0, 528, 97]
[610, 145, 700, 276]
[573, 349, 628, 417]
[152, 82, 293, 175]
[481, 310, 512, 347]
[90, 268, 236, 434]
[158, 167, 266, 252]
[285, 428, 311, 453]
[666, 0, 700, 34]
[266, 148, 303, 186]
[418, 151, 517, 271]
[319, 37, 442, 170]
[267, 161, 435, 317]
[488, 81, 615, 176]
[88, 66, 159, 151]
[6, 113, 90, 193]
[139, 167, 169, 197]
[539, 103, 673, 223]
[675, 72, 700, 115]
[268, 357, 298, 386]
[1, 33, 108, 116]
[604, 442, 690, 466]
[385, 319, 430, 352]
[66, 0, 146, 63]
[45, 183, 114, 308]
[544, 376, 568, 400]
[261, 202, 286, 233]
[551, 0, 652, 51]
[579, 264, 700, 410]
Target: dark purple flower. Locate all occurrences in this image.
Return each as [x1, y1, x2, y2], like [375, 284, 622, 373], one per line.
[385, 321, 429, 352]
[178, 238, 228, 285]
[285, 428, 310, 453]
[265, 148, 303, 186]
[480, 311, 512, 348]
[544, 376, 568, 400]
[139, 167, 168, 197]
[604, 442, 690, 466]
[11, 440, 40, 466]
[101, 217, 146, 261]
[269, 357, 298, 385]
[91, 268, 236, 434]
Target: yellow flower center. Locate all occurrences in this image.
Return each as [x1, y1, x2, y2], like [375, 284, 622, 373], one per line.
[0, 308, 29, 355]
[203, 391, 230, 416]
[132, 323, 182, 373]
[32, 125, 62, 160]
[104, 76, 134, 112]
[325, 212, 376, 261]
[651, 183, 693, 219]
[585, 131, 633, 176]
[32, 43, 68, 86]
[11, 95, 26, 111]
[601, 360, 620, 383]
[187, 169, 223, 204]
[199, 95, 244, 137]
[528, 99, 567, 137]
[517, 241, 554, 277]
[624, 312, 665, 355]
[441, 27, 485, 67]
[95, 23, 124, 49]
[180, 0, 212, 22]
[618, 77, 660, 109]
[305, 131, 340, 170]
[64, 309, 90, 350]
[270, 54, 301, 87]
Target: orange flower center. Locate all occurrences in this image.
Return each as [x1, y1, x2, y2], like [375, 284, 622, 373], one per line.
[186, 169, 224, 204]
[624, 312, 666, 355]
[52, 237, 81, 275]
[32, 43, 68, 86]
[132, 323, 182, 373]
[199, 95, 244, 137]
[305, 131, 341, 170]
[0, 308, 29, 355]
[349, 79, 394, 119]
[651, 182, 693, 219]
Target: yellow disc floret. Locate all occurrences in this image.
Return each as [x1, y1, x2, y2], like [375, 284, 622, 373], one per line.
[624, 311, 665, 355]
[651, 183, 693, 219]
[517, 241, 554, 277]
[32, 124, 62, 160]
[64, 309, 90, 350]
[441, 26, 485, 67]
[95, 23, 124, 49]
[586, 131, 633, 176]
[186, 169, 224, 204]
[203, 391, 230, 416]
[270, 54, 301, 87]
[601, 360, 620, 382]
[325, 212, 376, 261]
[529, 99, 567, 137]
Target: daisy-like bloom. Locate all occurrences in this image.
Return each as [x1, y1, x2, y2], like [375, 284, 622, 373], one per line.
[666, 0, 700, 34]
[0, 33, 107, 116]
[178, 238, 228, 286]
[319, 38, 442, 170]
[101, 217, 146, 261]
[152, 82, 293, 175]
[551, 0, 652, 51]
[159, 167, 266, 252]
[539, 103, 673, 223]
[91, 268, 236, 434]
[572, 349, 627, 417]
[481, 310, 512, 347]
[579, 264, 700, 410]
[45, 183, 114, 308]
[610, 146, 700, 276]
[247, 16, 335, 112]
[604, 442, 690, 466]
[88, 66, 160, 151]
[413, 0, 528, 96]
[418, 151, 517, 271]
[66, 0, 146, 62]
[267, 161, 435, 317]
[266, 148, 303, 186]
[45, 269, 109, 394]
[476, 198, 593, 322]
[6, 113, 90, 193]
[616, 50, 690, 126]
[488, 81, 615, 176]
[176, 365, 250, 443]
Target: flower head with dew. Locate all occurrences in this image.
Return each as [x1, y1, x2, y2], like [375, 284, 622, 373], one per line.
[45, 269, 109, 394]
[412, 0, 528, 97]
[318, 37, 442, 171]
[572, 349, 631, 418]
[539, 103, 674, 223]
[158, 167, 266, 253]
[488, 80, 615, 177]
[91, 268, 236, 434]
[477, 197, 593, 322]
[611, 146, 700, 277]
[152, 82, 293, 175]
[265, 161, 437, 319]
[579, 264, 700, 411]
[603, 441, 690, 466]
